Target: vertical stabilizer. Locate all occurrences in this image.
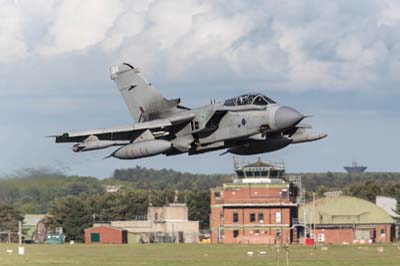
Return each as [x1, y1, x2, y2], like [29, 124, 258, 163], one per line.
[110, 63, 168, 122]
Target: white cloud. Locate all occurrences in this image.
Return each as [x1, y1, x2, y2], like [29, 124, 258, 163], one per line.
[101, 0, 155, 51]
[162, 9, 258, 79]
[0, 1, 28, 61]
[101, 12, 146, 52]
[378, 1, 400, 26]
[146, 0, 210, 49]
[37, 0, 123, 55]
[0, 0, 400, 93]
[224, 42, 289, 82]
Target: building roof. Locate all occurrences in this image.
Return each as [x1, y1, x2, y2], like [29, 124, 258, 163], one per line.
[299, 196, 395, 225]
[245, 161, 277, 168]
[24, 214, 46, 227]
[224, 183, 289, 189]
[235, 160, 285, 172]
[85, 224, 125, 231]
[376, 196, 399, 218]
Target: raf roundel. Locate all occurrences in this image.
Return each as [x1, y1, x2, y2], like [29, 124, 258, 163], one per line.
[241, 118, 246, 126]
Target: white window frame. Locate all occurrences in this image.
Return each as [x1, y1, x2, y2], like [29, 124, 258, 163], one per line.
[275, 212, 282, 223]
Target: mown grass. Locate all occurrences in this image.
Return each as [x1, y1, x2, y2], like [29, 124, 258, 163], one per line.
[0, 243, 399, 266]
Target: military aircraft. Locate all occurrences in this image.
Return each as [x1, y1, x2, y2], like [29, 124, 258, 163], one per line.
[53, 63, 327, 160]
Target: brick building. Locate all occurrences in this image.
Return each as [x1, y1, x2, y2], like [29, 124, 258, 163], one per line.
[210, 159, 299, 244]
[84, 225, 128, 244]
[298, 196, 396, 244]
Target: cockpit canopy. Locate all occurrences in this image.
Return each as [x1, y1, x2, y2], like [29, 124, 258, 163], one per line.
[224, 93, 277, 106]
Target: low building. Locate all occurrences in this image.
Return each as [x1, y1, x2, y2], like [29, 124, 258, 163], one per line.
[23, 214, 47, 243]
[92, 203, 199, 244]
[85, 225, 128, 244]
[210, 159, 300, 244]
[298, 196, 396, 244]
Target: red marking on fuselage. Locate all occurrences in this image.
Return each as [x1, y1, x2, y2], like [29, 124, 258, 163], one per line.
[139, 106, 145, 113]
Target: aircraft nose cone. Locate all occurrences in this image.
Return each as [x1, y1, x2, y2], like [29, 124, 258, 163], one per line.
[274, 106, 304, 130]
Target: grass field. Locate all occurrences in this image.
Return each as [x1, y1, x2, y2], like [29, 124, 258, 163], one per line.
[0, 243, 400, 266]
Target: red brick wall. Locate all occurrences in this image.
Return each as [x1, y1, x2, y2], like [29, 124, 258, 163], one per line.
[219, 187, 291, 204]
[219, 208, 290, 225]
[312, 229, 354, 244]
[312, 224, 394, 244]
[210, 189, 224, 205]
[210, 206, 222, 243]
[375, 224, 393, 243]
[84, 226, 123, 244]
[210, 185, 296, 244]
[222, 228, 290, 244]
[210, 207, 292, 244]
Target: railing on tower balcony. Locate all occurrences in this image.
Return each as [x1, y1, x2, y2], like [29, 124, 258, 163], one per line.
[214, 196, 299, 205]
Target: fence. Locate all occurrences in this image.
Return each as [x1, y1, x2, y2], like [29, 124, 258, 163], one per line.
[0, 231, 19, 243]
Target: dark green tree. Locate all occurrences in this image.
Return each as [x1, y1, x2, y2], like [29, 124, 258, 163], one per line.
[395, 194, 400, 222]
[344, 180, 382, 202]
[46, 196, 93, 242]
[186, 189, 210, 229]
[0, 202, 23, 232]
[20, 202, 40, 214]
[316, 185, 327, 198]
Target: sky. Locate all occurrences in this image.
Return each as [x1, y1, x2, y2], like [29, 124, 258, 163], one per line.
[0, 0, 399, 178]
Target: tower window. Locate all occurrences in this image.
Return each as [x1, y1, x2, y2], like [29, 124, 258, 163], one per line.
[233, 213, 239, 223]
[258, 213, 264, 222]
[275, 212, 282, 223]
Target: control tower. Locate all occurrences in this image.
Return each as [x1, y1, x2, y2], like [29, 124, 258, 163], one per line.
[210, 158, 301, 244]
[233, 157, 285, 183]
[344, 161, 367, 174]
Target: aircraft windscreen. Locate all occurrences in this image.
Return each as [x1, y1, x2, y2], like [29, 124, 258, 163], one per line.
[224, 93, 276, 106]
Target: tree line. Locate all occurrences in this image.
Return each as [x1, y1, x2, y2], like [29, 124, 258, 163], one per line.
[43, 189, 209, 242]
[1, 167, 400, 242]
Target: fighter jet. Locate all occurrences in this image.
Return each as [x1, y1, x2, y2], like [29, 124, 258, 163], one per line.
[53, 63, 327, 160]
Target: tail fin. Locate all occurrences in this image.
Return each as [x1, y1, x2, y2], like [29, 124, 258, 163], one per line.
[110, 63, 170, 122]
